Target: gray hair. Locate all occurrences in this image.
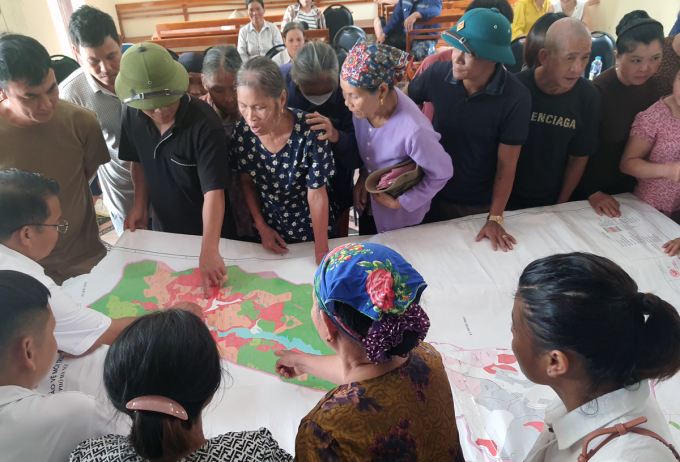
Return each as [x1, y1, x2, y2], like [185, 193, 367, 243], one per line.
[202, 46, 243, 80]
[235, 56, 285, 99]
[283, 21, 306, 39]
[290, 41, 339, 90]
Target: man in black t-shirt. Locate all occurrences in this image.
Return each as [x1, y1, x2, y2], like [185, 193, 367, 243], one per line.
[407, 7, 531, 252]
[508, 18, 600, 210]
[116, 43, 235, 298]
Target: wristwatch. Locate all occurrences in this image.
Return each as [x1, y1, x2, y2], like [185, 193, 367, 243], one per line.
[488, 215, 504, 225]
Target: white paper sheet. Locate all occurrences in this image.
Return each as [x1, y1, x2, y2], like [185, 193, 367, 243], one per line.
[44, 194, 680, 459]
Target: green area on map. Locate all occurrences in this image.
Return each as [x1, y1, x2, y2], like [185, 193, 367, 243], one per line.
[90, 260, 336, 391]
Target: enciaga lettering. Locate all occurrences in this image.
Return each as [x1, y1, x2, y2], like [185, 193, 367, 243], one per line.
[530, 112, 577, 129]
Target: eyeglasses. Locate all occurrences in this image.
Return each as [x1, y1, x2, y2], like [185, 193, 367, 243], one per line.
[443, 30, 478, 58]
[17, 219, 69, 234]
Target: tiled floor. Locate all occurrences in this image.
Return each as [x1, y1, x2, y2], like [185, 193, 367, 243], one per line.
[97, 215, 118, 250]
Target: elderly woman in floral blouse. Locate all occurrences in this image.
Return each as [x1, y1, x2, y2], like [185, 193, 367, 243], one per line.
[275, 242, 463, 461]
[232, 56, 337, 264]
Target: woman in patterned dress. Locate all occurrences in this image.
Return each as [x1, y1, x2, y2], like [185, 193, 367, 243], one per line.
[620, 67, 680, 223]
[274, 242, 464, 461]
[69, 309, 291, 462]
[232, 57, 337, 264]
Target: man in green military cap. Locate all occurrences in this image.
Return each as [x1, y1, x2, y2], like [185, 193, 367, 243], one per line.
[117, 43, 237, 298]
[406, 7, 532, 253]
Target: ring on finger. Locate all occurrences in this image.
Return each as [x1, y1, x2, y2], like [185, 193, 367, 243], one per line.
[502, 235, 508, 239]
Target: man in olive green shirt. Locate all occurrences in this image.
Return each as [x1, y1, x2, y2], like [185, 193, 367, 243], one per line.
[0, 34, 109, 284]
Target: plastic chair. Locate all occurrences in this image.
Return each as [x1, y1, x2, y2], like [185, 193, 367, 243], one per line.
[323, 4, 353, 48]
[50, 55, 80, 84]
[506, 37, 525, 74]
[266, 44, 287, 59]
[331, 44, 349, 67]
[333, 25, 367, 52]
[584, 31, 615, 79]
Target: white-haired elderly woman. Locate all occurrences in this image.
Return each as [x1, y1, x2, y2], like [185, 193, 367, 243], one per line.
[281, 41, 360, 237]
[201, 45, 255, 240]
[231, 57, 338, 263]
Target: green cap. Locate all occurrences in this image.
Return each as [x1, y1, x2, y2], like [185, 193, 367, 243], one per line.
[442, 7, 515, 65]
[115, 42, 189, 110]
[365, 160, 425, 199]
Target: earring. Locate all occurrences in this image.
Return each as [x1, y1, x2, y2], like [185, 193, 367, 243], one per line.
[281, 107, 284, 114]
[380, 98, 384, 106]
[326, 336, 333, 343]
[547, 369, 551, 374]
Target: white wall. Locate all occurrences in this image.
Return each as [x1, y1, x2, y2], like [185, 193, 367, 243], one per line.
[591, 0, 679, 37]
[0, 0, 64, 54]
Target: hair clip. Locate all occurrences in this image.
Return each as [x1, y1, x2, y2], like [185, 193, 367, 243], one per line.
[126, 396, 188, 420]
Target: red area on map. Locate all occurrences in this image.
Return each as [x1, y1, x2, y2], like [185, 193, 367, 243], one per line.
[133, 301, 160, 312]
[483, 363, 519, 374]
[257, 301, 286, 329]
[497, 354, 517, 364]
[219, 332, 252, 349]
[524, 422, 545, 432]
[475, 438, 498, 456]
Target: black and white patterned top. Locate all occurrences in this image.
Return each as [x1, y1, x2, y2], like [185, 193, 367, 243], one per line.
[231, 109, 338, 243]
[69, 428, 293, 462]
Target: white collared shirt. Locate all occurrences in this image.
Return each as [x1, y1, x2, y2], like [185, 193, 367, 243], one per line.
[272, 49, 291, 66]
[525, 381, 677, 462]
[0, 385, 118, 462]
[237, 20, 284, 61]
[0, 244, 111, 355]
[59, 68, 134, 220]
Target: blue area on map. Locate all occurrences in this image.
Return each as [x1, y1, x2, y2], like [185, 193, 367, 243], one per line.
[211, 324, 323, 355]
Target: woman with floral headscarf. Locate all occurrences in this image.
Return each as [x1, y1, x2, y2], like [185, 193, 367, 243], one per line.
[274, 242, 463, 461]
[340, 41, 453, 235]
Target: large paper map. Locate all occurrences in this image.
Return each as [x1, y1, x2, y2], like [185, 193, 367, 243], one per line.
[89, 260, 336, 391]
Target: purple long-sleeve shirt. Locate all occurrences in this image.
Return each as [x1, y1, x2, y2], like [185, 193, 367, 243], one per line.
[355, 90, 453, 232]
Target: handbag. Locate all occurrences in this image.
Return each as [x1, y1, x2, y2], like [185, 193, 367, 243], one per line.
[578, 416, 680, 461]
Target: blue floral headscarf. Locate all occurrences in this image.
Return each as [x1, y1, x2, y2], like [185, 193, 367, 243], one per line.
[314, 242, 430, 363]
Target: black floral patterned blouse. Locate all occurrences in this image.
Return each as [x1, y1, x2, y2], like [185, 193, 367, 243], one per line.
[294, 342, 464, 462]
[231, 109, 338, 243]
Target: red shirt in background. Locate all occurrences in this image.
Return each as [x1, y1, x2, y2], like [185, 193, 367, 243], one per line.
[412, 49, 452, 121]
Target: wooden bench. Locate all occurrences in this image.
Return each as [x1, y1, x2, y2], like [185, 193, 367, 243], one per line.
[155, 13, 284, 34]
[150, 27, 330, 53]
[379, 0, 470, 23]
[304, 28, 331, 42]
[151, 33, 240, 52]
[117, 0, 372, 42]
[405, 8, 464, 52]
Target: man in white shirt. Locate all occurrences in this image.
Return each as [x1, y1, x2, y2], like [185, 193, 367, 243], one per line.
[0, 270, 119, 462]
[59, 5, 134, 235]
[0, 169, 136, 356]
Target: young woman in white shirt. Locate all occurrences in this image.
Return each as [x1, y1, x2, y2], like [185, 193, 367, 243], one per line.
[511, 252, 680, 462]
[273, 22, 305, 66]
